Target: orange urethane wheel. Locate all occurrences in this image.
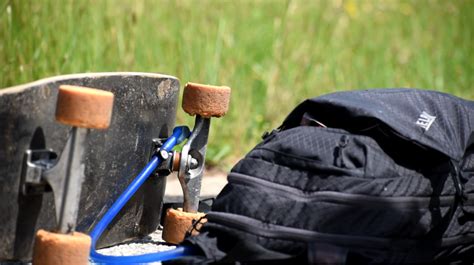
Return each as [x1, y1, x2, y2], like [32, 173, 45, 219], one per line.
[182, 82, 231, 118]
[32, 229, 91, 265]
[162, 208, 206, 244]
[55, 85, 114, 129]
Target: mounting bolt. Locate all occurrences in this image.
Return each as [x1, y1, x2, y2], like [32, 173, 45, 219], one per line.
[189, 156, 199, 170]
[159, 149, 170, 160]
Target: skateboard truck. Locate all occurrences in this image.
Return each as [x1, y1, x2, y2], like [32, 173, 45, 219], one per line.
[22, 85, 113, 235]
[21, 128, 88, 234]
[162, 82, 231, 244]
[153, 83, 230, 213]
[23, 85, 114, 265]
[176, 116, 210, 213]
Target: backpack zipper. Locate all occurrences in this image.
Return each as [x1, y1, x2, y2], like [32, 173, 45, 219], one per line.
[227, 172, 474, 210]
[206, 211, 423, 251]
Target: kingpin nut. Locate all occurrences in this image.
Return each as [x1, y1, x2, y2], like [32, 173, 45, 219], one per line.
[188, 156, 199, 170]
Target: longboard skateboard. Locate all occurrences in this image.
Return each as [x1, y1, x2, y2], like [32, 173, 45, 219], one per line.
[0, 72, 180, 261]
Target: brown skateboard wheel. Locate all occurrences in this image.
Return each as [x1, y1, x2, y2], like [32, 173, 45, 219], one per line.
[32, 229, 91, 265]
[55, 85, 114, 129]
[162, 208, 206, 244]
[182, 82, 231, 118]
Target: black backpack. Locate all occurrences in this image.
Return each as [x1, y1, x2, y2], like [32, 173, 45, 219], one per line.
[172, 89, 474, 264]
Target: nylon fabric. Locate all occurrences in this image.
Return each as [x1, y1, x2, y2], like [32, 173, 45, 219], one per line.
[171, 89, 474, 264]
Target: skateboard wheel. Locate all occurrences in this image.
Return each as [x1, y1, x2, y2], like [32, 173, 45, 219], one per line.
[182, 82, 231, 118]
[55, 85, 114, 129]
[162, 208, 206, 244]
[32, 229, 91, 265]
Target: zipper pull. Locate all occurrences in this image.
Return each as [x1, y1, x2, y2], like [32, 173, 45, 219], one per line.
[335, 135, 349, 168]
[261, 128, 281, 140]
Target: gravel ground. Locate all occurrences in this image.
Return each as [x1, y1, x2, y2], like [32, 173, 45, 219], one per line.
[94, 229, 173, 265]
[96, 229, 174, 257]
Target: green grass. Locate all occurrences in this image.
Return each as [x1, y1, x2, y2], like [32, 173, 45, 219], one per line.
[1, 0, 473, 168]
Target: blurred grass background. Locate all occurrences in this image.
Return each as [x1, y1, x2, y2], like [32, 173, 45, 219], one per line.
[1, 0, 473, 168]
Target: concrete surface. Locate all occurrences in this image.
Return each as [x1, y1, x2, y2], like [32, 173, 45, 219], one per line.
[164, 168, 228, 198]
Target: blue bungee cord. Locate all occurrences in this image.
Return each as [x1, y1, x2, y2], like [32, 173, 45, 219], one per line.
[89, 126, 195, 264]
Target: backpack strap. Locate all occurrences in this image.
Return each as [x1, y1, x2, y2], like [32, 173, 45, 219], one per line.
[450, 160, 474, 225]
[426, 160, 469, 239]
[449, 160, 468, 204]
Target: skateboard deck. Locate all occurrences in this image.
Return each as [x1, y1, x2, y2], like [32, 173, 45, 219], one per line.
[0, 72, 180, 261]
